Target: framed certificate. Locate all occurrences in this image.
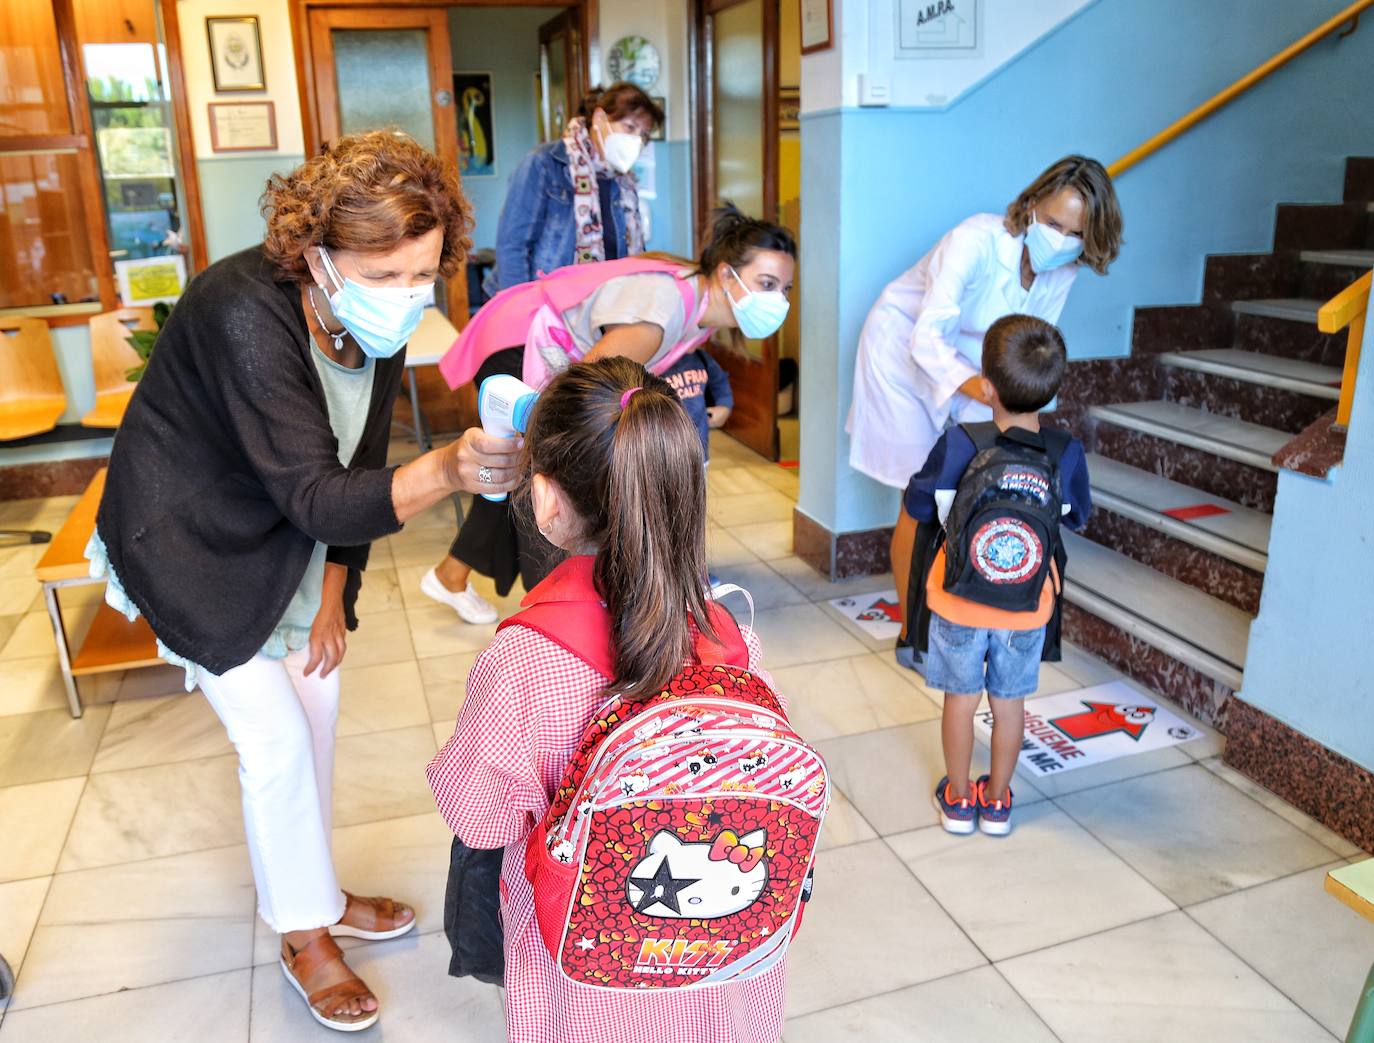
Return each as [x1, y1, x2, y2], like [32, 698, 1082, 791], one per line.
[206, 16, 266, 92]
[800, 0, 834, 54]
[208, 101, 278, 152]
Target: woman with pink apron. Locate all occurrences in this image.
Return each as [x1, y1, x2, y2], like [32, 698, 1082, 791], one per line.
[420, 204, 797, 621]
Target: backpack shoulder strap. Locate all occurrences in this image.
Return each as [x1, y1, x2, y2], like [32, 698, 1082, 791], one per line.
[1040, 427, 1072, 468]
[696, 603, 749, 668]
[960, 421, 1002, 455]
[500, 596, 749, 680]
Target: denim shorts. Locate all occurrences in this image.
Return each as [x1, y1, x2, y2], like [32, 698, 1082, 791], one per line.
[924, 612, 1046, 699]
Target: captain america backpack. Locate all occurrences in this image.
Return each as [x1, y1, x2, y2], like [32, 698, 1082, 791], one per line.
[942, 422, 1070, 613]
[506, 578, 829, 990]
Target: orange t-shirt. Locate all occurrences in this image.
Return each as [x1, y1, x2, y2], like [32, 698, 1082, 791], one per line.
[925, 545, 1059, 630]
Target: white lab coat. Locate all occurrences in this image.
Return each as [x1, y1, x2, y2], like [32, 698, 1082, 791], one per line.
[846, 213, 1079, 489]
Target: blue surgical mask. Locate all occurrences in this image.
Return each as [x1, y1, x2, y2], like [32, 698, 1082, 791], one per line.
[726, 266, 789, 340]
[318, 248, 432, 359]
[1025, 213, 1084, 273]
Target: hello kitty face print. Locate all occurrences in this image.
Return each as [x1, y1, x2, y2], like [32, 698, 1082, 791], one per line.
[626, 828, 769, 919]
[682, 750, 718, 775]
[738, 752, 767, 774]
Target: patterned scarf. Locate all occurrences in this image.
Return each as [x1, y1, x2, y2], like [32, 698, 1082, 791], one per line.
[561, 117, 645, 264]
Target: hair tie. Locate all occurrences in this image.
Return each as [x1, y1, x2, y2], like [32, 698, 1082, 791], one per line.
[619, 387, 642, 410]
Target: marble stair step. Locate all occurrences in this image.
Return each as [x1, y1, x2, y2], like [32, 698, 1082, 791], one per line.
[1085, 454, 1270, 572]
[1062, 531, 1251, 691]
[1300, 248, 1374, 268]
[1230, 298, 1322, 323]
[1089, 401, 1289, 472]
[1156, 348, 1342, 401]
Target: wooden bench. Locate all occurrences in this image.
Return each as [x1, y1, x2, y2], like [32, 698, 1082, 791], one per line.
[1327, 860, 1374, 1042]
[35, 469, 160, 717]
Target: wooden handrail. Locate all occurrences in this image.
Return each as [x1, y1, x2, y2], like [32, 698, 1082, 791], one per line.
[1319, 270, 1370, 431]
[1108, 0, 1374, 178]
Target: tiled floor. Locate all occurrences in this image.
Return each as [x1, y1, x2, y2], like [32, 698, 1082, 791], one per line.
[0, 432, 1369, 1042]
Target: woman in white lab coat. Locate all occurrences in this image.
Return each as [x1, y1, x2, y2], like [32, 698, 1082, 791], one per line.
[847, 155, 1123, 490]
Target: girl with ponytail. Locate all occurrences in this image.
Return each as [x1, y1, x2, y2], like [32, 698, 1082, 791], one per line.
[428, 357, 789, 1043]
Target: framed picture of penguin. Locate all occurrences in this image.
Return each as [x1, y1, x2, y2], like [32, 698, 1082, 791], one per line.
[453, 72, 496, 178]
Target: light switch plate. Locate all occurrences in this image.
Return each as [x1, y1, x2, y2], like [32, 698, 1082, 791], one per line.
[858, 74, 891, 107]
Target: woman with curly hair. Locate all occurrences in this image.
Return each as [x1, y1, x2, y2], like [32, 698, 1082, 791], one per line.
[87, 131, 521, 1032]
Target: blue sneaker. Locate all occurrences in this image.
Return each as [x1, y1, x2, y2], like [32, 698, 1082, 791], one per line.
[976, 775, 1014, 836]
[932, 776, 977, 835]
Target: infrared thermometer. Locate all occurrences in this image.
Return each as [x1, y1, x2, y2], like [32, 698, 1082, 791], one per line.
[477, 374, 538, 502]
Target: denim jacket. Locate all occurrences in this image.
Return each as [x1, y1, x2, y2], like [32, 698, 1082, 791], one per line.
[487, 141, 629, 294]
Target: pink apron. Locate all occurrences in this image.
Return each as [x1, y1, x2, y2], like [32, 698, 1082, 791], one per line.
[438, 257, 712, 391]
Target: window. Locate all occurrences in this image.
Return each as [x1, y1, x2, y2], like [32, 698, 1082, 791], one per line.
[86, 42, 189, 265]
[0, 0, 201, 322]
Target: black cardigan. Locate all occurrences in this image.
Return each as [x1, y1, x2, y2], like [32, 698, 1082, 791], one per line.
[96, 246, 407, 675]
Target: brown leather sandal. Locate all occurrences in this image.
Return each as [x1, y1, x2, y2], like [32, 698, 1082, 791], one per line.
[330, 890, 416, 941]
[280, 933, 379, 1033]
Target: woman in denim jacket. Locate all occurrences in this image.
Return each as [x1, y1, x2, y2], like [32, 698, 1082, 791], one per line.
[486, 83, 664, 295]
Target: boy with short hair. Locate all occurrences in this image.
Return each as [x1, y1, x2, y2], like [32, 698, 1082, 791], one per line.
[897, 314, 1091, 836]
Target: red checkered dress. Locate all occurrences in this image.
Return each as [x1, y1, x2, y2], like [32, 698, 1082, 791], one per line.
[428, 622, 788, 1043]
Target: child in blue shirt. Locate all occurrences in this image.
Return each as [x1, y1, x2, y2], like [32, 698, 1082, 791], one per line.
[662, 349, 733, 461]
[894, 314, 1091, 837]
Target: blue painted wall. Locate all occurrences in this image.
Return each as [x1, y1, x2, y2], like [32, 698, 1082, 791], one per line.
[449, 6, 562, 251]
[799, 0, 1374, 535]
[646, 139, 695, 258]
[1243, 287, 1374, 772]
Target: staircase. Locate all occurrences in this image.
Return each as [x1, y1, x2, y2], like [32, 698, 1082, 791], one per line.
[1052, 156, 1373, 728]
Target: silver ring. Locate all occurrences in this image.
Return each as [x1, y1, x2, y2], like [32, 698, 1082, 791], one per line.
[477, 465, 493, 485]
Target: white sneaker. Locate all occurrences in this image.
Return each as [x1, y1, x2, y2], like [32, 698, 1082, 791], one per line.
[420, 567, 498, 624]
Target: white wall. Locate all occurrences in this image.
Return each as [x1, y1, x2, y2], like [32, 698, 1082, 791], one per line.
[175, 0, 304, 159]
[801, 0, 1096, 112]
[596, 0, 690, 141]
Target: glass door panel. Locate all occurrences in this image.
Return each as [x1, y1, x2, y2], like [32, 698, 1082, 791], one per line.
[307, 7, 462, 319]
[331, 28, 435, 150]
[0, 151, 102, 310]
[0, 1, 74, 137]
[711, 0, 765, 225]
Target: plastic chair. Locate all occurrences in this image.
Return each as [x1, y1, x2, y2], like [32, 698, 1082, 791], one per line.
[82, 307, 152, 429]
[0, 317, 67, 441]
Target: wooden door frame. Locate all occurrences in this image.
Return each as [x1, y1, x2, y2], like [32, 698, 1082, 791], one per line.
[290, 0, 598, 160]
[302, 5, 467, 318]
[157, 0, 210, 274]
[52, 0, 118, 319]
[690, 0, 782, 459]
[289, 0, 596, 325]
[690, 0, 779, 235]
[538, 8, 587, 143]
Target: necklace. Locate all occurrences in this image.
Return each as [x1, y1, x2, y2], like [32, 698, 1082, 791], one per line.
[307, 286, 346, 355]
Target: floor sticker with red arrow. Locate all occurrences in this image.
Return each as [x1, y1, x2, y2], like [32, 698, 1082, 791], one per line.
[973, 682, 1202, 776]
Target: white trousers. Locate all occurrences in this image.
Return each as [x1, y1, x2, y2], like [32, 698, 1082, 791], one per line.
[199, 649, 347, 933]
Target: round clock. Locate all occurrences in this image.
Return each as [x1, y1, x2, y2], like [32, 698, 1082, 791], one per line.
[605, 35, 661, 91]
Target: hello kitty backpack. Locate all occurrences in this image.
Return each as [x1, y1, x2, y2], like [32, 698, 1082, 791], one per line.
[504, 565, 830, 990]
